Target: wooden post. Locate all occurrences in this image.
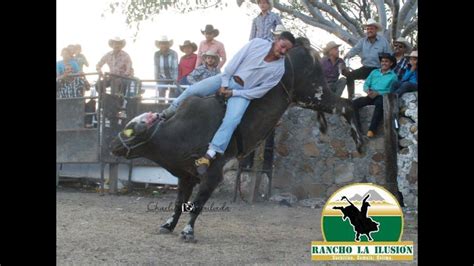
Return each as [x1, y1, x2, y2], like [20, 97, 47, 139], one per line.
[127, 161, 133, 192]
[56, 163, 61, 187]
[100, 162, 105, 194]
[109, 163, 119, 194]
[383, 94, 402, 205]
[233, 165, 242, 203]
[248, 171, 262, 203]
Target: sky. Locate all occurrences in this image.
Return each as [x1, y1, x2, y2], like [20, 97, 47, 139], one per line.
[57, 0, 363, 96]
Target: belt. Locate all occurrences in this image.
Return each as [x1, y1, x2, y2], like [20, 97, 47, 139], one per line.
[233, 76, 244, 86]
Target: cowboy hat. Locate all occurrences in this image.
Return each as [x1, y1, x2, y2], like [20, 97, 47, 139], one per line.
[155, 35, 173, 48]
[202, 50, 219, 59]
[201, 24, 219, 37]
[393, 37, 412, 52]
[271, 24, 287, 35]
[322, 41, 342, 55]
[378, 53, 397, 68]
[179, 40, 197, 53]
[363, 18, 383, 32]
[108, 36, 126, 48]
[408, 50, 418, 58]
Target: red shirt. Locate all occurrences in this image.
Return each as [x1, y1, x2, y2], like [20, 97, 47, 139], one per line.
[178, 53, 197, 81]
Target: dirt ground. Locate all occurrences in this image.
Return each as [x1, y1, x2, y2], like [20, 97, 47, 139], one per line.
[57, 187, 417, 265]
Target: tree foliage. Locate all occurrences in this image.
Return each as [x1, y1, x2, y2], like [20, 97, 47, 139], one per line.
[105, 0, 417, 47]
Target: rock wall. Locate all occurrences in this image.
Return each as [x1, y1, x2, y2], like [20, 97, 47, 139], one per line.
[396, 92, 418, 209]
[219, 92, 418, 209]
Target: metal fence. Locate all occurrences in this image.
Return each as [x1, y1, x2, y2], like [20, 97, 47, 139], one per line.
[56, 72, 188, 192]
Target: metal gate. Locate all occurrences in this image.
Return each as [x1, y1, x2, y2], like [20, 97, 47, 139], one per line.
[56, 73, 187, 192]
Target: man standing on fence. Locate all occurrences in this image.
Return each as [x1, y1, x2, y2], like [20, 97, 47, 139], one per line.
[96, 36, 134, 96]
[154, 35, 179, 102]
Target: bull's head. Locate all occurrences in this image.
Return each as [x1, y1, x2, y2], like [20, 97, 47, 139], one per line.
[284, 38, 364, 152]
[110, 112, 159, 159]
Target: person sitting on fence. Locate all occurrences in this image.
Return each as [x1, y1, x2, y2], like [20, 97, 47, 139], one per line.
[249, 0, 282, 41]
[96, 36, 134, 96]
[392, 37, 412, 80]
[352, 53, 398, 138]
[154, 35, 179, 101]
[160, 32, 296, 175]
[186, 50, 220, 84]
[321, 41, 347, 97]
[178, 40, 198, 86]
[391, 50, 417, 97]
[196, 24, 227, 70]
[74, 44, 89, 72]
[342, 19, 392, 100]
[57, 48, 86, 98]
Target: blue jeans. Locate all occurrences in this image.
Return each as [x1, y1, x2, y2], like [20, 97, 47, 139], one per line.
[172, 74, 250, 154]
[391, 81, 417, 97]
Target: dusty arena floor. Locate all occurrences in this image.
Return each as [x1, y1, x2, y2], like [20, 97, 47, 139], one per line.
[57, 188, 417, 265]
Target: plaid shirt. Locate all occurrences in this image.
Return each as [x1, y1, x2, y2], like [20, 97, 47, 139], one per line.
[154, 49, 179, 81]
[393, 57, 409, 80]
[249, 11, 282, 41]
[187, 65, 220, 84]
[96, 50, 133, 77]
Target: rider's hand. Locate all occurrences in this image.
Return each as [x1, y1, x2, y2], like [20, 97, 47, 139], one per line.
[218, 87, 233, 98]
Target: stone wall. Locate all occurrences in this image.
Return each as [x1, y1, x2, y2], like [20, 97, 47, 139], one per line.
[219, 92, 418, 209]
[396, 92, 418, 209]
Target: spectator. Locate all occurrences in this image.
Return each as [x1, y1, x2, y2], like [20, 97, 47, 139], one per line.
[352, 53, 398, 138]
[391, 51, 417, 97]
[321, 41, 347, 97]
[154, 35, 179, 101]
[187, 50, 220, 84]
[196, 25, 226, 70]
[249, 0, 282, 41]
[57, 48, 86, 98]
[271, 24, 287, 39]
[392, 37, 412, 80]
[96, 36, 134, 95]
[74, 44, 89, 72]
[67, 44, 77, 58]
[57, 47, 80, 77]
[178, 40, 198, 85]
[343, 19, 392, 99]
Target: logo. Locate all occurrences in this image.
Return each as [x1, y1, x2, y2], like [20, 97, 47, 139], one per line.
[182, 202, 195, 213]
[311, 183, 413, 261]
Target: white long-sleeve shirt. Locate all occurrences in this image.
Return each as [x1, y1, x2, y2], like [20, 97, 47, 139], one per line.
[221, 38, 285, 100]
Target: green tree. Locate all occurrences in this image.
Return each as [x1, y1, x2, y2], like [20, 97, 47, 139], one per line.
[106, 0, 417, 48]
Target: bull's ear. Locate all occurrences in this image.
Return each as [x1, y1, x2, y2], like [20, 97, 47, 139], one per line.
[123, 129, 134, 137]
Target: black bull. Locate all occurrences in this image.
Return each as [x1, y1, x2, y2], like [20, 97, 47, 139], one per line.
[110, 39, 364, 242]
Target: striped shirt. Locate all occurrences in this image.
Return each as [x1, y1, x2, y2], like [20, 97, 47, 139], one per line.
[154, 49, 179, 81]
[249, 11, 282, 41]
[393, 57, 409, 80]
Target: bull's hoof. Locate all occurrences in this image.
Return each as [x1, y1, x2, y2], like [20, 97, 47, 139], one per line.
[158, 224, 173, 234]
[180, 231, 197, 243]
